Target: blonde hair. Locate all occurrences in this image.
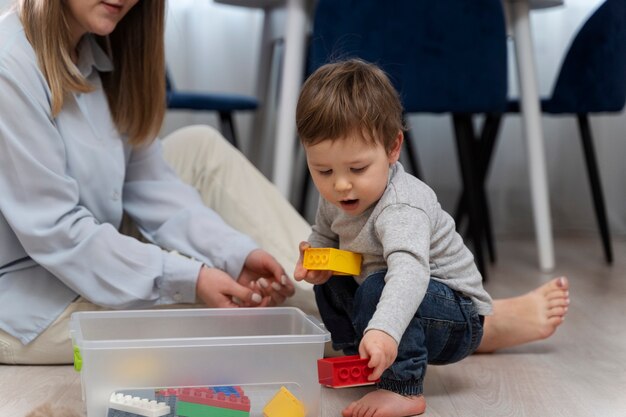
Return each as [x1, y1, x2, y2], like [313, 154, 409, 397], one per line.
[296, 59, 405, 153]
[18, 0, 166, 146]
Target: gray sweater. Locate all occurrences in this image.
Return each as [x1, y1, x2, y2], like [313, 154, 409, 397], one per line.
[309, 162, 493, 344]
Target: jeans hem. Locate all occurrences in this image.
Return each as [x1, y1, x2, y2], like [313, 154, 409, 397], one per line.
[377, 377, 424, 396]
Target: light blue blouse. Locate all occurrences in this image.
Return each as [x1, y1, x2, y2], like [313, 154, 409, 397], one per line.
[0, 12, 258, 344]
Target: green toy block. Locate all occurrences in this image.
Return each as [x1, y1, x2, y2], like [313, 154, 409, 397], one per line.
[176, 400, 249, 417]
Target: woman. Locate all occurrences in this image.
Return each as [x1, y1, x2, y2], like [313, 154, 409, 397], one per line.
[0, 0, 569, 365]
[0, 0, 299, 364]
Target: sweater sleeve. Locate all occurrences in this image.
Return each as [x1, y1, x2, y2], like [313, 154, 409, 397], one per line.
[364, 204, 432, 344]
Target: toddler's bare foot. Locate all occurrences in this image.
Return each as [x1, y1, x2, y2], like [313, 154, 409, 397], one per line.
[476, 276, 570, 352]
[341, 389, 426, 417]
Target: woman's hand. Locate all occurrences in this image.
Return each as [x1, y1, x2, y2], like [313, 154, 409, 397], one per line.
[237, 249, 295, 306]
[293, 241, 333, 285]
[359, 329, 398, 381]
[196, 266, 266, 308]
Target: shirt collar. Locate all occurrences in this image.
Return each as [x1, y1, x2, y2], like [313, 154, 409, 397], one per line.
[76, 35, 113, 78]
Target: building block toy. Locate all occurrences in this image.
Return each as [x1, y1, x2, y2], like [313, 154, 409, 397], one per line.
[263, 386, 305, 417]
[107, 393, 170, 417]
[176, 401, 248, 417]
[317, 355, 380, 388]
[154, 389, 179, 417]
[176, 387, 250, 417]
[303, 248, 362, 276]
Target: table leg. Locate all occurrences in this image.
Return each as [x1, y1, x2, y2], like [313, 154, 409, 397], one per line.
[272, 0, 310, 198]
[248, 9, 278, 172]
[509, 0, 555, 271]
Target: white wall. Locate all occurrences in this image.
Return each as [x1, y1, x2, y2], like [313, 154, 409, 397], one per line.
[162, 1, 263, 156]
[3, 0, 624, 238]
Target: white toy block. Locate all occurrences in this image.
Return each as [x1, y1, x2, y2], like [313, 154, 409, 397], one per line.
[109, 393, 171, 417]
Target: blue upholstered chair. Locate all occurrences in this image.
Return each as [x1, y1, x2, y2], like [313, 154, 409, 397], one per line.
[298, 0, 509, 278]
[466, 0, 626, 264]
[165, 70, 258, 149]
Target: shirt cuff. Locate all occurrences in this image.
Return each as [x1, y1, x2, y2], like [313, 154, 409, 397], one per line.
[221, 238, 258, 281]
[364, 320, 404, 346]
[160, 250, 203, 304]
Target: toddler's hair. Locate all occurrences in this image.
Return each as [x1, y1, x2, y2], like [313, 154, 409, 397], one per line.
[296, 58, 405, 153]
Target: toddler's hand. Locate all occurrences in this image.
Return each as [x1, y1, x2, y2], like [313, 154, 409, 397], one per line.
[359, 329, 398, 381]
[293, 241, 333, 285]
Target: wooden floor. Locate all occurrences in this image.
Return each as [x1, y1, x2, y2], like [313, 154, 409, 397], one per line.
[1, 236, 625, 417]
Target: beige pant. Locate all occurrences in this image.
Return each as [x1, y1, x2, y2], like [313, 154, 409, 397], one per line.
[0, 125, 316, 364]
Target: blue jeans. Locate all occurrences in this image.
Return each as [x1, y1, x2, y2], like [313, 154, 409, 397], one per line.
[314, 271, 484, 396]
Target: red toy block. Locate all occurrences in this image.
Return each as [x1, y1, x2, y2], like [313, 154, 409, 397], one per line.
[317, 355, 380, 388]
[155, 388, 180, 397]
[178, 387, 251, 412]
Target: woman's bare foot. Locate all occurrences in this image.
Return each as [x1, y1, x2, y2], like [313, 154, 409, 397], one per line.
[476, 276, 570, 353]
[341, 389, 426, 417]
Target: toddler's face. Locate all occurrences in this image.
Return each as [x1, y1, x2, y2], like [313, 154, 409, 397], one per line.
[304, 131, 402, 216]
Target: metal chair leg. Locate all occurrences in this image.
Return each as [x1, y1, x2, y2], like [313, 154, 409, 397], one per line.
[402, 115, 423, 180]
[453, 113, 502, 264]
[219, 111, 239, 149]
[577, 113, 613, 264]
[453, 113, 487, 280]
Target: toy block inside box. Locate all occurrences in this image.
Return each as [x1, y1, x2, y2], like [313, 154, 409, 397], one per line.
[176, 401, 248, 417]
[317, 355, 380, 388]
[176, 387, 250, 417]
[303, 248, 362, 276]
[70, 307, 329, 417]
[263, 386, 305, 417]
[154, 388, 178, 416]
[108, 393, 170, 417]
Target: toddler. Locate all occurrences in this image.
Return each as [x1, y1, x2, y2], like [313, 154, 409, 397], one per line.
[294, 59, 493, 417]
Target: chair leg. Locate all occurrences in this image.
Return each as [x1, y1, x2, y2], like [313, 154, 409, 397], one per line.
[453, 113, 502, 264]
[402, 115, 423, 180]
[297, 163, 312, 216]
[577, 113, 613, 264]
[453, 114, 487, 280]
[219, 111, 239, 149]
[476, 113, 502, 263]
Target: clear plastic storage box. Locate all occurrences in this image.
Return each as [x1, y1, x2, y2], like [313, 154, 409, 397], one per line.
[70, 307, 330, 417]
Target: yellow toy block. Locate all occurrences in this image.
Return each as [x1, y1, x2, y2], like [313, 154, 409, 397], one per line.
[303, 248, 362, 276]
[263, 386, 305, 417]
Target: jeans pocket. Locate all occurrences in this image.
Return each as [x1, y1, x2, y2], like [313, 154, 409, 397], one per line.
[467, 313, 484, 354]
[423, 318, 469, 365]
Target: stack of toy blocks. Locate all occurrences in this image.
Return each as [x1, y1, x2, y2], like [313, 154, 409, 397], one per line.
[154, 388, 179, 417]
[107, 393, 171, 417]
[175, 386, 250, 417]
